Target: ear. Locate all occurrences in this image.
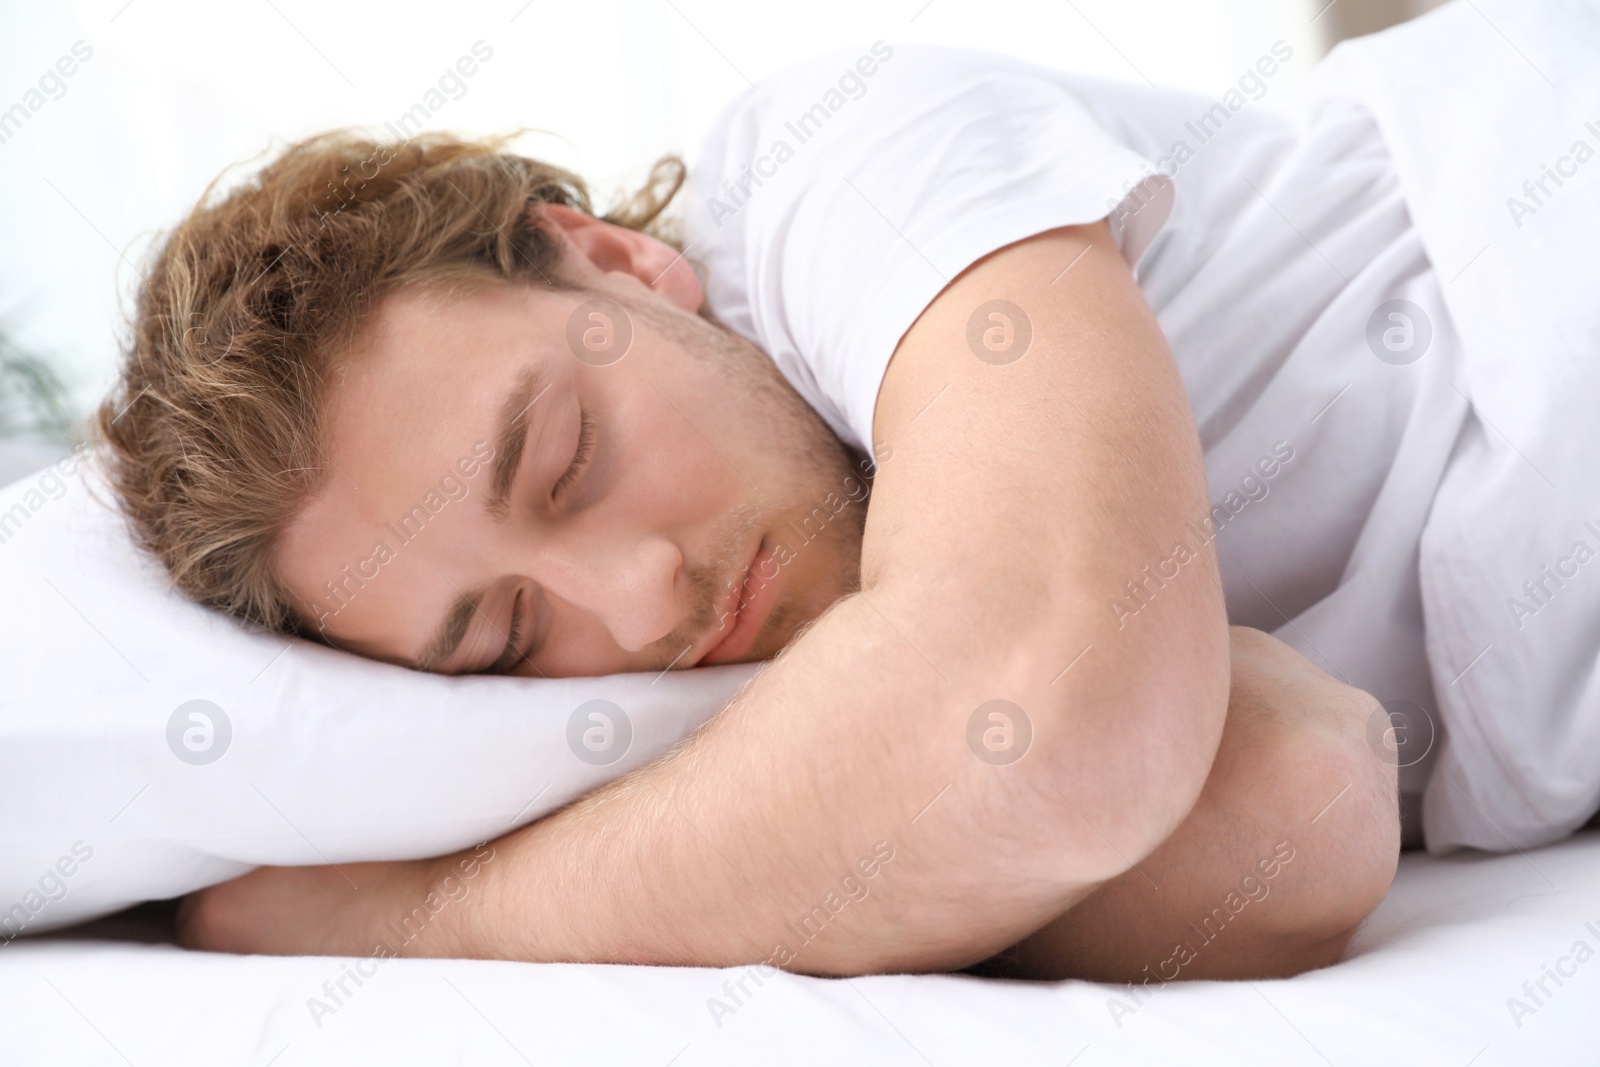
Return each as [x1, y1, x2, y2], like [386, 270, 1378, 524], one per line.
[530, 202, 703, 313]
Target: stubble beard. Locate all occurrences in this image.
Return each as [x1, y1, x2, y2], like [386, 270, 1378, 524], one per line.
[611, 288, 869, 666]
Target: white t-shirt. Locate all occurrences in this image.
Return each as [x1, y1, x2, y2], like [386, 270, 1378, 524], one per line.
[683, 35, 1600, 852]
[686, 42, 1176, 457]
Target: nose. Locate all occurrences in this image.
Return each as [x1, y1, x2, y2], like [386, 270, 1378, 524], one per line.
[538, 529, 686, 653]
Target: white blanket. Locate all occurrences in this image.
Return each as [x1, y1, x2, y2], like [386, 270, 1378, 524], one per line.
[5, 831, 1598, 1065]
[1298, 0, 1600, 851]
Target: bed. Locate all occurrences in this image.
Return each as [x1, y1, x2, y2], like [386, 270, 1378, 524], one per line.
[7, 2, 1600, 1063]
[5, 830, 1598, 1065]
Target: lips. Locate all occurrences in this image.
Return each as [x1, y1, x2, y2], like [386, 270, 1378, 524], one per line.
[696, 537, 781, 667]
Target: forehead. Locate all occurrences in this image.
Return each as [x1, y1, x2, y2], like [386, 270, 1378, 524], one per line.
[348, 280, 562, 384]
[326, 280, 575, 446]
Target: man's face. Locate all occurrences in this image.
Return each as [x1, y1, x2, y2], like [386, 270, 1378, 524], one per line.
[276, 262, 868, 679]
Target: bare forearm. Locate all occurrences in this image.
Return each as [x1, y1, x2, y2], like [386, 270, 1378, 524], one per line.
[425, 593, 1101, 974]
[180, 575, 1225, 973]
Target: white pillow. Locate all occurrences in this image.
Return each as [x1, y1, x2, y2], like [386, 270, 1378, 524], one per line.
[0, 448, 761, 935]
[0, 440, 69, 488]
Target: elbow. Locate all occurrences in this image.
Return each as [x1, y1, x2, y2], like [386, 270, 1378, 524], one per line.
[1100, 593, 1234, 860]
[1030, 622, 1231, 870]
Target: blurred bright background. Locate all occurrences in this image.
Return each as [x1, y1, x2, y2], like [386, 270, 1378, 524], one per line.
[0, 0, 1444, 456]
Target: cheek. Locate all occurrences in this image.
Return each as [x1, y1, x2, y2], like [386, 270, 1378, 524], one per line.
[526, 607, 631, 677]
[613, 380, 742, 518]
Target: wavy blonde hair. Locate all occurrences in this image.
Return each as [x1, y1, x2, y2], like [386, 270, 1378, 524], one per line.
[92, 129, 685, 635]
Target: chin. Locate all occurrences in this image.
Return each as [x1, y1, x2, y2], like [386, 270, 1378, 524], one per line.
[778, 578, 851, 654]
[746, 600, 794, 662]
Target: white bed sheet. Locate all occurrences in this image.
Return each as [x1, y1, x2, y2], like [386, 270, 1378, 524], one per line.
[4, 831, 1598, 1066]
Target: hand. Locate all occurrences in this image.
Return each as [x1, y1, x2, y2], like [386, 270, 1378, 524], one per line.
[977, 626, 1400, 982]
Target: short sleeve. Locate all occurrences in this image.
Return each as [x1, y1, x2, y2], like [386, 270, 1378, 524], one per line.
[684, 43, 1175, 454]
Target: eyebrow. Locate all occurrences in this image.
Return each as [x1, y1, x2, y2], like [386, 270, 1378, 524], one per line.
[413, 583, 490, 673]
[484, 362, 553, 523]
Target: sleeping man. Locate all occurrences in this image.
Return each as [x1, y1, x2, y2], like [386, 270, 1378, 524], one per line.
[90, 35, 1594, 981]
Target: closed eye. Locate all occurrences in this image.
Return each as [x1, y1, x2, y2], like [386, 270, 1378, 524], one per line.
[488, 590, 526, 675]
[481, 410, 591, 675]
[552, 408, 594, 501]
